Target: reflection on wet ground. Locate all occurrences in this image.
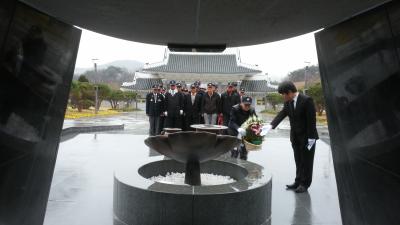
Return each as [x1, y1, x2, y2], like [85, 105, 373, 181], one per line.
[47, 112, 339, 225]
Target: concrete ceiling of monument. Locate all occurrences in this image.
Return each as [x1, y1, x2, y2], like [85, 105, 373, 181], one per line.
[22, 0, 387, 47]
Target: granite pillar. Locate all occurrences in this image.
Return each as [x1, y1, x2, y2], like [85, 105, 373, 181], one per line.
[0, 1, 81, 225]
[315, 1, 400, 224]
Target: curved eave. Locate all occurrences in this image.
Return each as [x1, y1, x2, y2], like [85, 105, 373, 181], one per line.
[142, 69, 262, 75]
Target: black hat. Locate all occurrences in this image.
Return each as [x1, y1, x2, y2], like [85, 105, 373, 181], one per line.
[190, 84, 196, 88]
[242, 96, 252, 104]
[152, 84, 159, 89]
[232, 82, 238, 87]
[240, 88, 245, 92]
[169, 80, 176, 85]
[207, 83, 213, 87]
[176, 83, 182, 87]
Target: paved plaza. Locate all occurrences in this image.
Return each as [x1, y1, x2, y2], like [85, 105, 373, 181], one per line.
[45, 112, 341, 225]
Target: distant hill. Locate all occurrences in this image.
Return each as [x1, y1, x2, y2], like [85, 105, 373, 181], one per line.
[74, 60, 144, 75]
[285, 65, 320, 83]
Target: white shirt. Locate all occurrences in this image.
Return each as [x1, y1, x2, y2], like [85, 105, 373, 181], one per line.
[191, 92, 196, 104]
[169, 89, 176, 96]
[153, 93, 158, 103]
[293, 92, 299, 109]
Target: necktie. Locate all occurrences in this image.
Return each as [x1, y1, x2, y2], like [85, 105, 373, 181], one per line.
[290, 100, 295, 116]
[154, 94, 157, 103]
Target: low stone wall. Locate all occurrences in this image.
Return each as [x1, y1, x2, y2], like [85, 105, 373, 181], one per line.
[61, 124, 125, 136]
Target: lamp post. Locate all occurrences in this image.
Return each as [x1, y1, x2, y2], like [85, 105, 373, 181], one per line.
[304, 61, 311, 94]
[264, 73, 268, 110]
[92, 58, 99, 114]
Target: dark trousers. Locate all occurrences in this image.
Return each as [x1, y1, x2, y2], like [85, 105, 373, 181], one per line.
[222, 114, 230, 135]
[291, 136, 315, 188]
[165, 115, 182, 129]
[222, 114, 230, 126]
[185, 114, 199, 130]
[158, 116, 165, 134]
[181, 115, 186, 131]
[200, 114, 205, 124]
[149, 116, 160, 136]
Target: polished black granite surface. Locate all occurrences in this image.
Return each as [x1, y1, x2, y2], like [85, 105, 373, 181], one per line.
[316, 1, 400, 224]
[0, 1, 81, 225]
[44, 134, 341, 225]
[115, 158, 272, 225]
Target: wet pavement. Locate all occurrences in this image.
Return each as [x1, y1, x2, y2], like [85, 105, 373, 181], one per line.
[63, 111, 148, 134]
[45, 113, 341, 225]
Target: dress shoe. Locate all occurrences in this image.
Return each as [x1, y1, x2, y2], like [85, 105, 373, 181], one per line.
[231, 148, 239, 158]
[295, 185, 308, 193]
[286, 183, 299, 190]
[239, 153, 247, 160]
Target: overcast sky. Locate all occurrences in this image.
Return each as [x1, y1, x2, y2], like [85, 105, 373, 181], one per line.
[75, 29, 319, 81]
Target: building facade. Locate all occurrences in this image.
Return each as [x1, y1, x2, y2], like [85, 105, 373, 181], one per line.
[121, 49, 277, 104]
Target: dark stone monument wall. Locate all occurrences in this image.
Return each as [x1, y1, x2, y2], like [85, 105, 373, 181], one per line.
[0, 1, 81, 225]
[315, 1, 400, 225]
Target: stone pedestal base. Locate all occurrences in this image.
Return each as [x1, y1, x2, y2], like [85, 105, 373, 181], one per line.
[113, 158, 272, 225]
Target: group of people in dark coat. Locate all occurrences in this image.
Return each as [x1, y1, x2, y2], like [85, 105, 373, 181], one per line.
[146, 80, 247, 136]
[146, 80, 319, 192]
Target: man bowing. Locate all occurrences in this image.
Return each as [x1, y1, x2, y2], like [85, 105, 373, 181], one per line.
[266, 81, 319, 193]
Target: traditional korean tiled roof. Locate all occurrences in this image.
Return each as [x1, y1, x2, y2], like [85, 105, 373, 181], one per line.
[121, 78, 162, 90]
[143, 53, 261, 74]
[240, 80, 277, 93]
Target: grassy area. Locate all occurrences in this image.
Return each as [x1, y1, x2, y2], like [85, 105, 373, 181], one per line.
[316, 115, 328, 125]
[260, 109, 328, 125]
[65, 107, 120, 119]
[116, 107, 142, 112]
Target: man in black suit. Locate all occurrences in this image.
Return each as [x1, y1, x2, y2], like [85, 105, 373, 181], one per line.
[221, 82, 241, 128]
[146, 84, 164, 136]
[164, 80, 184, 129]
[158, 87, 167, 134]
[196, 82, 206, 124]
[269, 81, 319, 193]
[184, 84, 202, 130]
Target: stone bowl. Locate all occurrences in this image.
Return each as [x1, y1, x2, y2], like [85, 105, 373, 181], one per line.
[145, 131, 239, 163]
[144, 131, 240, 185]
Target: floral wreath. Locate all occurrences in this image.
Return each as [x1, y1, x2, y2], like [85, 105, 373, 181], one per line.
[241, 115, 265, 146]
